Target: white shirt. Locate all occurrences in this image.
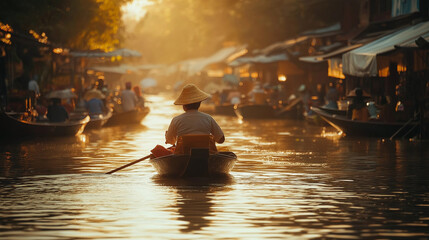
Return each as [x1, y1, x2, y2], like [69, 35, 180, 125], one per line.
[121, 89, 137, 112]
[165, 110, 224, 145]
[28, 80, 40, 96]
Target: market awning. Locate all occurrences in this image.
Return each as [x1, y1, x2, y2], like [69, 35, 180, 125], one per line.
[88, 64, 162, 74]
[299, 44, 362, 63]
[396, 32, 429, 48]
[179, 45, 247, 76]
[259, 36, 308, 56]
[343, 20, 429, 77]
[300, 22, 342, 38]
[89, 65, 135, 74]
[229, 53, 288, 67]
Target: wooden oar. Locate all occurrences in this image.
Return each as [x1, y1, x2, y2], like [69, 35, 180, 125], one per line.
[105, 154, 152, 174]
[106, 146, 173, 174]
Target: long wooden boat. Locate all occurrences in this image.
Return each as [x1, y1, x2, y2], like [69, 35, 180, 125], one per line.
[84, 111, 113, 130]
[214, 104, 236, 116]
[150, 151, 237, 178]
[234, 104, 276, 119]
[104, 107, 150, 127]
[311, 107, 419, 138]
[274, 97, 303, 119]
[0, 111, 89, 138]
[317, 106, 347, 116]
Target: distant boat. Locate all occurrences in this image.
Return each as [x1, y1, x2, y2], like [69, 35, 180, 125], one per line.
[84, 111, 113, 130]
[316, 106, 347, 116]
[234, 104, 276, 119]
[104, 107, 150, 127]
[214, 104, 236, 116]
[235, 102, 302, 120]
[150, 151, 237, 178]
[0, 111, 89, 138]
[311, 107, 419, 138]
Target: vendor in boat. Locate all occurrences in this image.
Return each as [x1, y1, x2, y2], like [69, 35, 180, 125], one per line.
[132, 85, 145, 110]
[47, 98, 69, 122]
[165, 84, 225, 150]
[121, 82, 138, 112]
[347, 87, 369, 121]
[86, 97, 107, 116]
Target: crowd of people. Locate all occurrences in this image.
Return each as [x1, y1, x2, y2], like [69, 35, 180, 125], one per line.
[8, 71, 422, 127]
[207, 77, 419, 124]
[22, 77, 145, 123]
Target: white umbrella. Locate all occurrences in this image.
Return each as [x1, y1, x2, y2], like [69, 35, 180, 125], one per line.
[45, 89, 77, 99]
[140, 78, 157, 89]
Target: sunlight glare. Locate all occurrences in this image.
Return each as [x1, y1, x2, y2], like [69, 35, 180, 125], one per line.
[121, 0, 153, 22]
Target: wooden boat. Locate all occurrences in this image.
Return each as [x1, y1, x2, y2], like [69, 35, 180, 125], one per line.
[104, 107, 149, 126]
[0, 111, 89, 138]
[150, 150, 237, 178]
[311, 107, 419, 138]
[317, 106, 347, 116]
[214, 104, 236, 116]
[84, 111, 113, 130]
[234, 104, 276, 119]
[199, 102, 215, 114]
[274, 97, 303, 119]
[304, 112, 329, 126]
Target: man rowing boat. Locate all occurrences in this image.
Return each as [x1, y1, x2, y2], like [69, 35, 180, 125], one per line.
[108, 84, 230, 174]
[165, 84, 225, 147]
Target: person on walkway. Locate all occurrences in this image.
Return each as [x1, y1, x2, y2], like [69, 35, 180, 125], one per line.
[165, 84, 225, 147]
[325, 82, 339, 109]
[47, 98, 69, 122]
[298, 84, 311, 113]
[121, 82, 137, 112]
[316, 83, 326, 106]
[248, 83, 266, 105]
[28, 75, 40, 98]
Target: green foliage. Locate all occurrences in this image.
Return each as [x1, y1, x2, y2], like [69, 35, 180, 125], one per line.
[0, 0, 129, 50]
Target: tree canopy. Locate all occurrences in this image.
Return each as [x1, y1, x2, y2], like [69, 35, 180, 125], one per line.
[125, 0, 343, 63]
[0, 0, 128, 51]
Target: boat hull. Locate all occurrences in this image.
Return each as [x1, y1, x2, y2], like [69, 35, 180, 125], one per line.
[104, 107, 149, 126]
[311, 107, 419, 138]
[84, 111, 113, 130]
[317, 106, 347, 116]
[149, 151, 237, 178]
[234, 104, 276, 119]
[214, 104, 236, 116]
[0, 111, 89, 138]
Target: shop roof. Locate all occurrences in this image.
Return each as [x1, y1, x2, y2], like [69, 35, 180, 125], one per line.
[343, 20, 429, 77]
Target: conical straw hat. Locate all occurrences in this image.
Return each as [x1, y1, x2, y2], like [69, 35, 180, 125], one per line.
[174, 84, 211, 105]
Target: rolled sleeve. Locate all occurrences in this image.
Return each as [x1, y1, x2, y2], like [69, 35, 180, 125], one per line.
[165, 119, 177, 144]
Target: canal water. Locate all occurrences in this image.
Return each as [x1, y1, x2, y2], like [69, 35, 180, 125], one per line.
[1, 93, 429, 239]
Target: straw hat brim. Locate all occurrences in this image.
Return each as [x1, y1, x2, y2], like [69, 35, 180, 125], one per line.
[174, 84, 211, 105]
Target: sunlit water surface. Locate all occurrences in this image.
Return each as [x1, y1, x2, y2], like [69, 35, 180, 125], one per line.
[1, 93, 429, 239]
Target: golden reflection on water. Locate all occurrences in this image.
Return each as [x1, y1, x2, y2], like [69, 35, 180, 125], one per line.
[0, 93, 429, 239]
